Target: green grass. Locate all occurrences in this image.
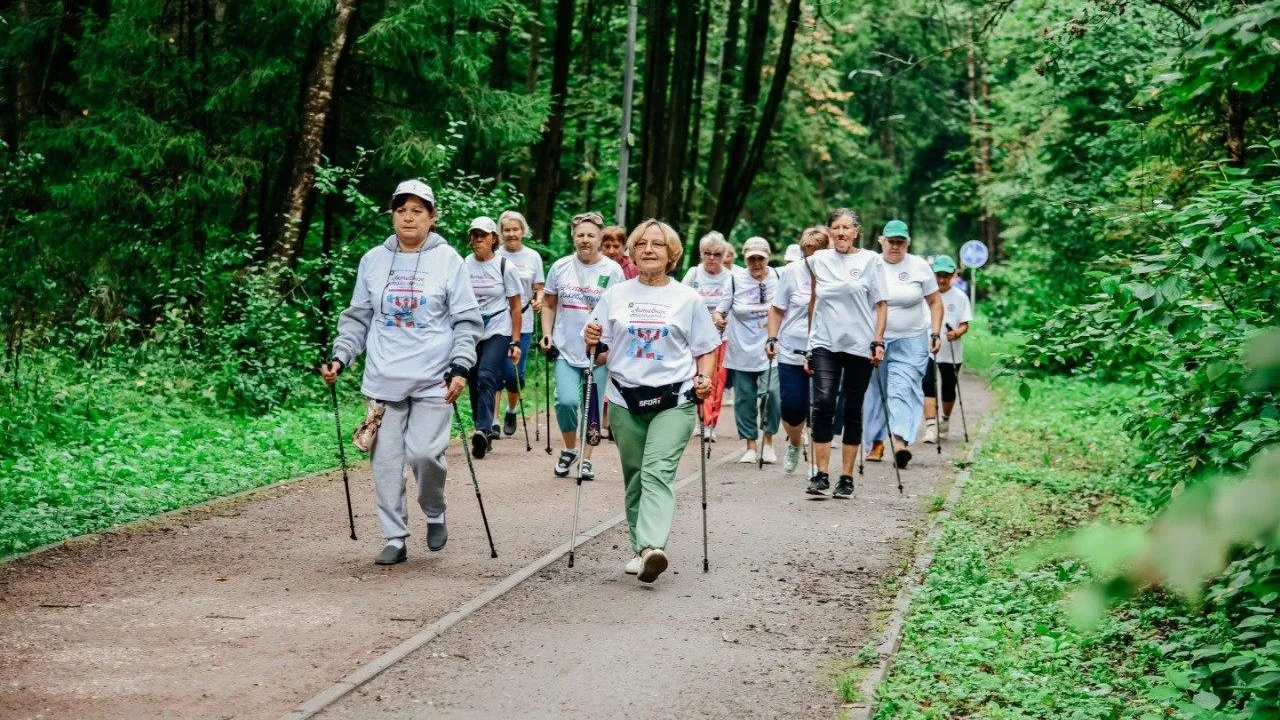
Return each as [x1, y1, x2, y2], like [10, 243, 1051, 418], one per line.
[0, 354, 551, 558]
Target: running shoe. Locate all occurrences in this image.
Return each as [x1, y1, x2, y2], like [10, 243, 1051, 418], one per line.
[554, 449, 577, 477]
[471, 430, 489, 459]
[637, 548, 668, 583]
[503, 411, 518, 436]
[625, 555, 642, 575]
[761, 444, 777, 464]
[783, 444, 801, 473]
[580, 458, 595, 481]
[426, 514, 447, 551]
[806, 471, 830, 496]
[832, 475, 854, 499]
[738, 449, 757, 464]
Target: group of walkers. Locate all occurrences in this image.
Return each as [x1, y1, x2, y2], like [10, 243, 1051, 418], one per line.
[320, 178, 971, 584]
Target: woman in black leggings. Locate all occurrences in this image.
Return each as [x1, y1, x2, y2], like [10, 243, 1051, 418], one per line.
[801, 209, 887, 499]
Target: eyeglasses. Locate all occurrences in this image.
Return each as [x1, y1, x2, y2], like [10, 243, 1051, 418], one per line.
[571, 212, 604, 228]
[701, 251, 721, 258]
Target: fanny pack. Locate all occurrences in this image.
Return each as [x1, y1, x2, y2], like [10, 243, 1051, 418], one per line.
[611, 379, 683, 415]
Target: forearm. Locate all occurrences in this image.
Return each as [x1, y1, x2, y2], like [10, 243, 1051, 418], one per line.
[874, 302, 887, 340]
[541, 300, 557, 338]
[509, 297, 522, 338]
[766, 307, 784, 339]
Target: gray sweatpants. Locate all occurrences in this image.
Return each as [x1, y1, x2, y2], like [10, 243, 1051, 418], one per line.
[370, 396, 451, 541]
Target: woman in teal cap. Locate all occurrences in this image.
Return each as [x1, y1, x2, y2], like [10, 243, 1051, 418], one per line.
[921, 254, 971, 443]
[862, 220, 943, 469]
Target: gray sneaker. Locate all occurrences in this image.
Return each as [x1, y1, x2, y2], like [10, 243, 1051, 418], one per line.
[580, 458, 595, 481]
[375, 543, 407, 565]
[426, 518, 448, 551]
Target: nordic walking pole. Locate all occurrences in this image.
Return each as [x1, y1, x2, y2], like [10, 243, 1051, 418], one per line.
[452, 402, 497, 558]
[758, 359, 773, 471]
[543, 346, 555, 454]
[327, 382, 358, 541]
[874, 365, 904, 494]
[696, 395, 710, 573]
[565, 348, 593, 566]
[945, 323, 970, 442]
[514, 355, 532, 452]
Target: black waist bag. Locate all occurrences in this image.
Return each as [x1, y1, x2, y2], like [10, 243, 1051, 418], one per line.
[612, 379, 683, 415]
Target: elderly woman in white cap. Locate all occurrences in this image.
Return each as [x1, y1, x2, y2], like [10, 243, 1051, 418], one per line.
[714, 236, 781, 464]
[584, 219, 719, 583]
[540, 211, 625, 480]
[321, 179, 482, 565]
[464, 216, 524, 458]
[862, 220, 943, 469]
[494, 210, 545, 438]
[681, 231, 733, 439]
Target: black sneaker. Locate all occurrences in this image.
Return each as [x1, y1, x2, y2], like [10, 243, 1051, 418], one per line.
[471, 430, 489, 459]
[832, 475, 855, 499]
[806, 471, 830, 496]
[503, 411, 518, 436]
[554, 449, 577, 477]
[488, 423, 501, 441]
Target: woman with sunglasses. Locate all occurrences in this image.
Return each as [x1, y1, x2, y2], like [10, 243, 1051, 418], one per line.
[540, 211, 625, 480]
[803, 208, 888, 499]
[713, 237, 781, 465]
[681, 231, 733, 440]
[463, 216, 524, 459]
[584, 219, 719, 583]
[320, 180, 482, 565]
[765, 226, 830, 474]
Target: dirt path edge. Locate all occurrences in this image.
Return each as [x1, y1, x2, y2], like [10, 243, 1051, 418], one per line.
[846, 408, 996, 719]
[281, 447, 740, 720]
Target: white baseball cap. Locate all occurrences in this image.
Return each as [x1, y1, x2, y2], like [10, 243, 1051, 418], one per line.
[743, 236, 771, 260]
[390, 179, 435, 208]
[467, 216, 499, 235]
[783, 243, 802, 263]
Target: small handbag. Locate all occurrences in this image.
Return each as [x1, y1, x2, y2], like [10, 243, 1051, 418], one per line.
[352, 398, 386, 453]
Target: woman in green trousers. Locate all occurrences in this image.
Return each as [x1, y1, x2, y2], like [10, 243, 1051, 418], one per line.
[584, 219, 720, 583]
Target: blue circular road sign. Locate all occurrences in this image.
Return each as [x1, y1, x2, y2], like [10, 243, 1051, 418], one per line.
[959, 240, 989, 268]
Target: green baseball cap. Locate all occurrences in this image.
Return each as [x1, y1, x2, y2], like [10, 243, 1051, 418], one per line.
[931, 254, 957, 273]
[882, 219, 910, 239]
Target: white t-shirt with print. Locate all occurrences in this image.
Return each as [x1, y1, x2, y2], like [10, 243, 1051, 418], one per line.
[937, 286, 973, 364]
[806, 248, 886, 358]
[880, 253, 939, 340]
[465, 254, 524, 340]
[497, 245, 545, 334]
[545, 255, 625, 368]
[714, 266, 779, 373]
[681, 265, 733, 314]
[589, 279, 721, 408]
[350, 242, 478, 401]
[771, 260, 812, 366]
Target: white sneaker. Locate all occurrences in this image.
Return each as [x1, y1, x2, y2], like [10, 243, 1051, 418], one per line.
[783, 444, 801, 473]
[938, 417, 950, 438]
[922, 420, 938, 444]
[625, 555, 642, 575]
[738, 449, 757, 464]
[761, 444, 777, 464]
[710, 427, 718, 442]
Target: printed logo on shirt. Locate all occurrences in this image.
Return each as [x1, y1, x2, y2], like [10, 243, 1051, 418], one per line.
[849, 268, 862, 279]
[624, 302, 671, 360]
[597, 275, 611, 288]
[947, 303, 957, 312]
[382, 270, 428, 328]
[897, 271, 909, 282]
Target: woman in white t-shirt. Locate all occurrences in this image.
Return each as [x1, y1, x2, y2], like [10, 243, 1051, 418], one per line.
[680, 232, 733, 439]
[861, 220, 943, 470]
[765, 226, 829, 474]
[801, 208, 888, 500]
[714, 236, 781, 465]
[464, 216, 524, 459]
[321, 180, 482, 566]
[539, 211, 625, 481]
[920, 254, 972, 444]
[584, 219, 719, 584]
[495, 210, 545, 438]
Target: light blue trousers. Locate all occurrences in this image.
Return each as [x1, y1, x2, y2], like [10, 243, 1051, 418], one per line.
[554, 358, 608, 434]
[863, 331, 929, 445]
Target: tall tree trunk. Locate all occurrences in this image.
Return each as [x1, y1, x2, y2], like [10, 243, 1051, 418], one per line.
[638, 1, 672, 220]
[711, 0, 802, 232]
[660, 0, 697, 222]
[526, 0, 544, 93]
[270, 0, 358, 268]
[527, 0, 575, 243]
[13, 0, 41, 141]
[573, 0, 598, 208]
[699, 0, 742, 226]
[680, 0, 712, 231]
[966, 31, 1000, 261]
[1225, 89, 1248, 166]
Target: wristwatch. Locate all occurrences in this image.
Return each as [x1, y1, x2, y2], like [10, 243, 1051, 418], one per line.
[870, 341, 885, 351]
[930, 332, 941, 339]
[694, 373, 710, 384]
[508, 341, 521, 349]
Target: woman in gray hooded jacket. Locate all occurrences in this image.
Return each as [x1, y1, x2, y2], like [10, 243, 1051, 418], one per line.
[320, 179, 483, 566]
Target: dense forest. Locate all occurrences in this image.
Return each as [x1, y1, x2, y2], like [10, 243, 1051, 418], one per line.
[2, 0, 1278, 716]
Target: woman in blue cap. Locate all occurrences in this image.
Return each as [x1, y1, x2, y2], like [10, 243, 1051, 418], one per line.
[862, 220, 943, 469]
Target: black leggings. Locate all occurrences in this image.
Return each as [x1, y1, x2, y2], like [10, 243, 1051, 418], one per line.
[810, 348, 873, 445]
[923, 360, 961, 403]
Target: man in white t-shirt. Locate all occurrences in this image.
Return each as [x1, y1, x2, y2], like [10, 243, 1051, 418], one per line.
[921, 254, 972, 443]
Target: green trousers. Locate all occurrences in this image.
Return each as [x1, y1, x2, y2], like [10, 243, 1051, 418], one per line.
[610, 402, 696, 553]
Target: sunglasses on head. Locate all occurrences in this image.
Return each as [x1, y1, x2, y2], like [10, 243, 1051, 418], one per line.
[571, 212, 604, 228]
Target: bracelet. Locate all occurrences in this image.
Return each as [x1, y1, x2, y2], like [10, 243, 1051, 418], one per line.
[870, 340, 885, 349]
[766, 336, 778, 343]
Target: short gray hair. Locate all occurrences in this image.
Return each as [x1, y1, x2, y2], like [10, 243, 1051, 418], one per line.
[698, 231, 728, 254]
[498, 210, 531, 238]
